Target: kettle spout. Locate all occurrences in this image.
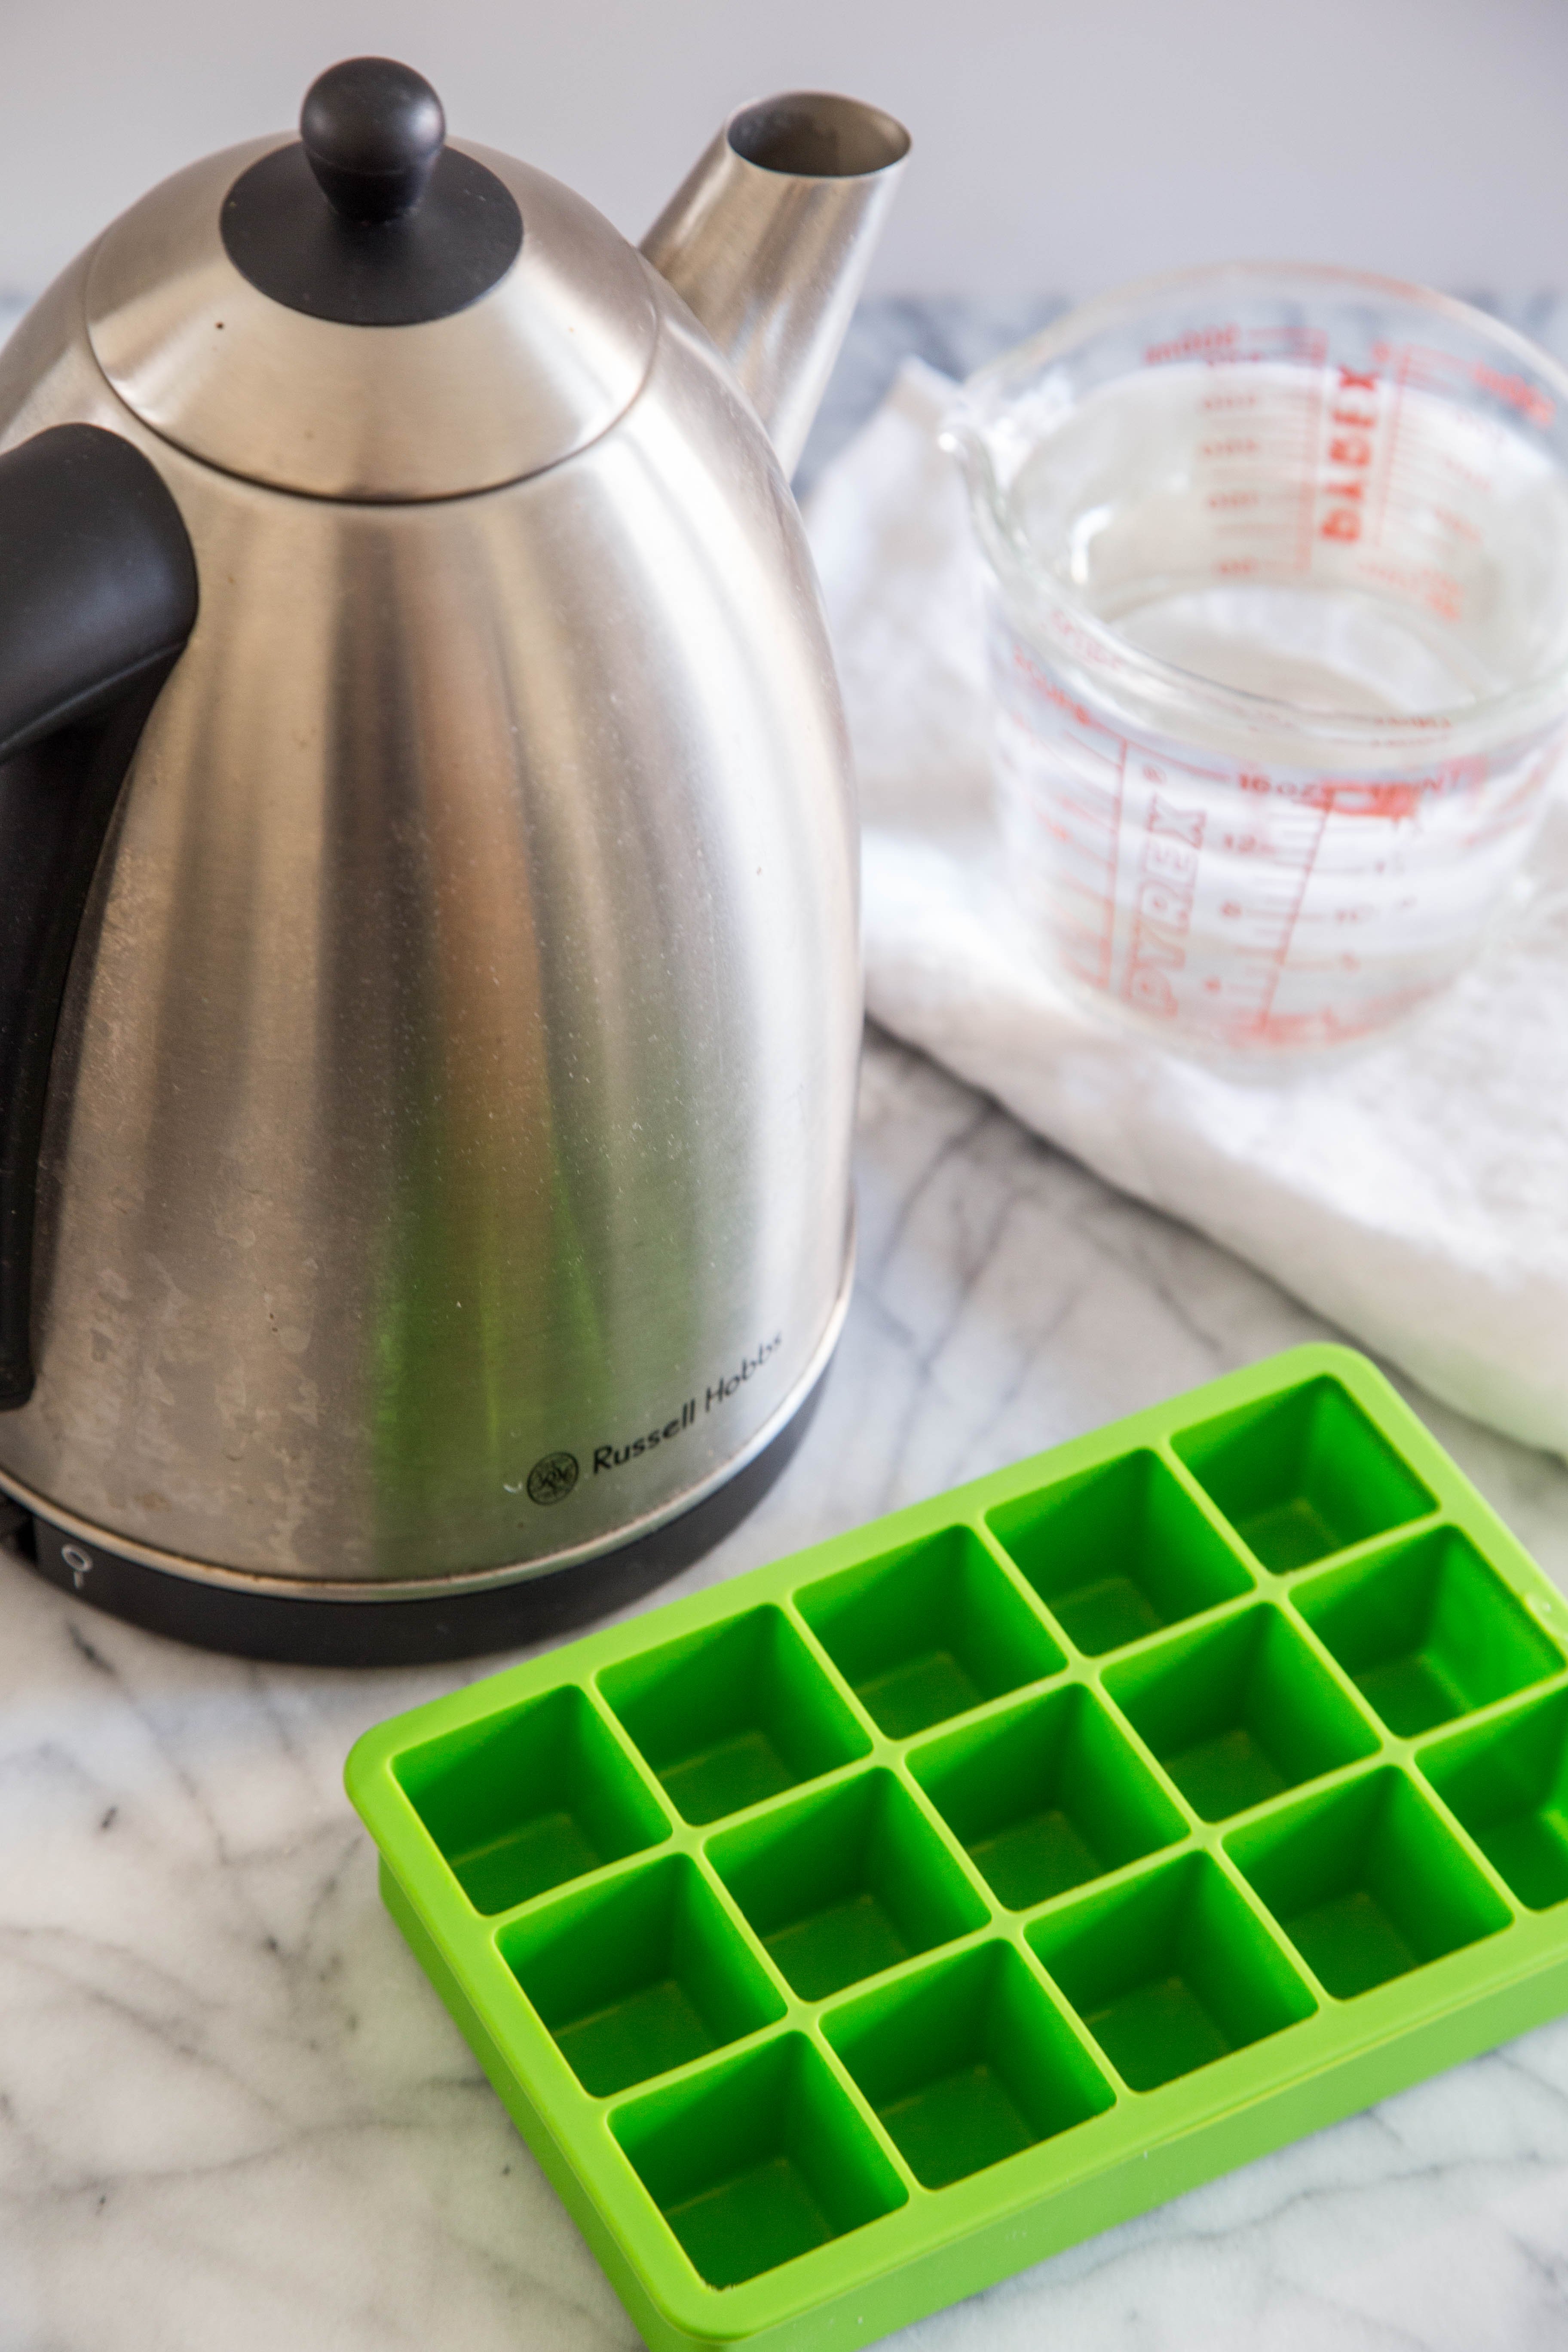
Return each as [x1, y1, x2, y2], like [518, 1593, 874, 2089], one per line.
[641, 92, 910, 478]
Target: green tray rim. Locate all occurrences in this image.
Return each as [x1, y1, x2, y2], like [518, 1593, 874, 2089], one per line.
[346, 1344, 1568, 2349]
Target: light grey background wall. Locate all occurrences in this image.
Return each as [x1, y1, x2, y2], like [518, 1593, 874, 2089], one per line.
[1, 0, 1565, 303]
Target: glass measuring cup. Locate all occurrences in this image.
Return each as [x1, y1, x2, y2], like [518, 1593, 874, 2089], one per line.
[945, 265, 1568, 1060]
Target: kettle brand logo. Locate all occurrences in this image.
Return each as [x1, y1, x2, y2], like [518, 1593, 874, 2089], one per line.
[522, 1334, 783, 1504]
[524, 1452, 579, 1507]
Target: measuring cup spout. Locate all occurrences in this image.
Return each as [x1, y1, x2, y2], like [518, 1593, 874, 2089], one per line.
[641, 92, 910, 477]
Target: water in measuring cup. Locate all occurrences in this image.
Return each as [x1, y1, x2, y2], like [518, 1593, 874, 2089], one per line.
[990, 358, 1568, 1055]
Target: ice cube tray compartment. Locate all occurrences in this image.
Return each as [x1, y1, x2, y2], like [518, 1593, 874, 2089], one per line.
[347, 1346, 1568, 2352]
[988, 1448, 1253, 1654]
[392, 1684, 668, 1914]
[499, 1855, 786, 2095]
[1028, 1851, 1316, 2090]
[1292, 1527, 1562, 1736]
[1103, 1605, 1380, 1820]
[707, 1769, 988, 2000]
[1174, 1375, 1434, 1570]
[1419, 1691, 1568, 1912]
[823, 1942, 1114, 2189]
[600, 1604, 869, 1824]
[612, 2034, 908, 2288]
[909, 1684, 1185, 1908]
[1227, 1769, 1510, 1999]
[796, 1525, 1064, 1736]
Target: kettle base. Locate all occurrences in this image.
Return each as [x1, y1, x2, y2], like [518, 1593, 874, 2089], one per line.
[8, 1370, 828, 1667]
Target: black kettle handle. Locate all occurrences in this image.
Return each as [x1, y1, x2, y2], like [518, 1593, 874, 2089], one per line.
[0, 424, 199, 1409]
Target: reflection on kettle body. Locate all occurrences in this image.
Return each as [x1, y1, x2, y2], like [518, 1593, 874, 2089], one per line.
[0, 59, 909, 1660]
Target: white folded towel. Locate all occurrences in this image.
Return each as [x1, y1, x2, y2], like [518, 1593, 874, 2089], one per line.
[806, 358, 1568, 1459]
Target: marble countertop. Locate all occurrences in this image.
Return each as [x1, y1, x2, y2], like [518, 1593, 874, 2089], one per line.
[5, 296, 1568, 2349]
[3, 1023, 1568, 2352]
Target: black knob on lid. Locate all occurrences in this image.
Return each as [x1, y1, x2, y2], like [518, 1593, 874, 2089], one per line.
[222, 56, 522, 325]
[300, 58, 446, 224]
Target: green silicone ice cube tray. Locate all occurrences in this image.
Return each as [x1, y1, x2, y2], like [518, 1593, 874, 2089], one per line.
[346, 1346, 1568, 2352]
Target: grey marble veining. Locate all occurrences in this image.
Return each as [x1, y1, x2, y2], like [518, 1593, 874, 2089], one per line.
[3, 297, 1568, 2348]
[3, 1024, 1568, 2352]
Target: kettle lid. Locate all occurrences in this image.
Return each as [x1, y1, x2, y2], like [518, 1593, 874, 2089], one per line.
[84, 58, 658, 501]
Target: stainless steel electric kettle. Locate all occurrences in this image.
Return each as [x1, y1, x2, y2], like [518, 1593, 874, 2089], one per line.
[0, 59, 909, 1661]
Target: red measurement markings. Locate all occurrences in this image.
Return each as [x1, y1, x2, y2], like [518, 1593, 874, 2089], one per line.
[1370, 341, 1407, 554]
[1473, 361, 1553, 426]
[1200, 398, 1320, 570]
[1145, 323, 1240, 366]
[1454, 749, 1549, 851]
[1291, 368, 1329, 570]
[1223, 764, 1473, 812]
[1146, 328, 1331, 579]
[1246, 799, 1332, 1038]
[1147, 322, 1325, 369]
[1429, 503, 1482, 547]
[1009, 642, 1130, 749]
[1319, 365, 1381, 547]
[1384, 343, 1553, 430]
[1321, 779, 1426, 819]
[1425, 447, 1493, 496]
[1356, 553, 1463, 625]
[1004, 639, 1130, 989]
[1096, 734, 1130, 990]
[1368, 343, 1512, 609]
[1123, 789, 1204, 1017]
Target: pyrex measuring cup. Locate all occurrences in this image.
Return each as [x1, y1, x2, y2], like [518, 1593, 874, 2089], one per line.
[946, 265, 1568, 1059]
